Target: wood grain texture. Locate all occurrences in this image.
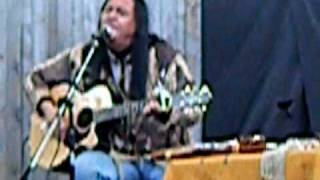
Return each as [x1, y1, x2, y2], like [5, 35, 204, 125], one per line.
[0, 0, 7, 178]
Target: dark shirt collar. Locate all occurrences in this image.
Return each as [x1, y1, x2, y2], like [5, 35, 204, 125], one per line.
[108, 45, 132, 62]
[108, 49, 131, 64]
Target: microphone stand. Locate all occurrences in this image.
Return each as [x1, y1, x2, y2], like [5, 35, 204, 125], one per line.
[20, 38, 100, 180]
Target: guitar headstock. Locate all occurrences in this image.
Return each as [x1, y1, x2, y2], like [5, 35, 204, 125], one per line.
[153, 83, 213, 112]
[174, 84, 213, 112]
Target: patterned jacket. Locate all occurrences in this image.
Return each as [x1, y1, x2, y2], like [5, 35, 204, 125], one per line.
[25, 36, 201, 154]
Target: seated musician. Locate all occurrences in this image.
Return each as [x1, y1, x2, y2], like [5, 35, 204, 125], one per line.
[25, 0, 202, 179]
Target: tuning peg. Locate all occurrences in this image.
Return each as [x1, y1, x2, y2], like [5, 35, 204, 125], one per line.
[199, 85, 213, 99]
[194, 106, 202, 113]
[179, 101, 186, 109]
[201, 105, 207, 112]
[184, 84, 192, 94]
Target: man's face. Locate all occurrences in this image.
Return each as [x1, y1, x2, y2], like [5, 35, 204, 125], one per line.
[100, 0, 136, 52]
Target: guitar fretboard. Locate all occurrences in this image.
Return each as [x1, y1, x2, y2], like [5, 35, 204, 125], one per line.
[92, 85, 212, 124]
[94, 101, 146, 123]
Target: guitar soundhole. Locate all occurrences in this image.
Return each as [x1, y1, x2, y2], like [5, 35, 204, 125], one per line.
[77, 108, 93, 128]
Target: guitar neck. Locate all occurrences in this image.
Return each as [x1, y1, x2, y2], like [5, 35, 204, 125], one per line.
[92, 84, 212, 124]
[94, 100, 146, 123]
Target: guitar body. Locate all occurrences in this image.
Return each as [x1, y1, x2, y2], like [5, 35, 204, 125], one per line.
[29, 83, 212, 169]
[29, 84, 113, 169]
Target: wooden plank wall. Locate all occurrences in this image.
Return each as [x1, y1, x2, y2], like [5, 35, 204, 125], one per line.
[0, 0, 201, 179]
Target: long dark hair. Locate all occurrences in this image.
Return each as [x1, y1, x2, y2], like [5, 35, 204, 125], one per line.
[97, 0, 149, 100]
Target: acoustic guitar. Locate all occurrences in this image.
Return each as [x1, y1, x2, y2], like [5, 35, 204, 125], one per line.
[29, 84, 212, 169]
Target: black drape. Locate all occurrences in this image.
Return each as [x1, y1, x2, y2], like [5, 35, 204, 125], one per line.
[202, 0, 320, 141]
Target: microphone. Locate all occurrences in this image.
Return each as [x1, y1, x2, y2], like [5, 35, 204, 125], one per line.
[94, 24, 116, 41]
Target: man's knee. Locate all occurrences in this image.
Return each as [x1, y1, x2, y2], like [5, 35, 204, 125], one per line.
[119, 161, 140, 180]
[73, 151, 118, 180]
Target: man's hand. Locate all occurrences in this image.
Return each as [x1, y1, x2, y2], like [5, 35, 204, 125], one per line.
[37, 83, 70, 135]
[143, 99, 162, 115]
[40, 100, 57, 121]
[50, 83, 70, 102]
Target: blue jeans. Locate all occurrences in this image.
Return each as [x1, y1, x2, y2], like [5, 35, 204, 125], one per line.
[72, 151, 164, 180]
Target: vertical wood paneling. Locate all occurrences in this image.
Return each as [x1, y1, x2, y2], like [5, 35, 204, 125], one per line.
[0, 0, 7, 111]
[185, 0, 202, 143]
[5, 0, 24, 178]
[0, 0, 7, 178]
[83, 0, 99, 39]
[160, 0, 185, 51]
[21, 0, 33, 173]
[57, 0, 73, 50]
[176, 0, 186, 53]
[32, 0, 49, 63]
[165, 0, 178, 48]
[72, 0, 86, 44]
[146, 0, 162, 35]
[160, 0, 170, 41]
[185, 0, 201, 84]
[0, 0, 202, 179]
[23, 0, 35, 74]
[48, 0, 58, 57]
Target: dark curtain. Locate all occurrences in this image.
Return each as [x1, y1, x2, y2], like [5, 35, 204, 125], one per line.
[202, 0, 320, 141]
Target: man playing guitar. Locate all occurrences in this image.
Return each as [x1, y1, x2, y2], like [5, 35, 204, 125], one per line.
[25, 0, 206, 179]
